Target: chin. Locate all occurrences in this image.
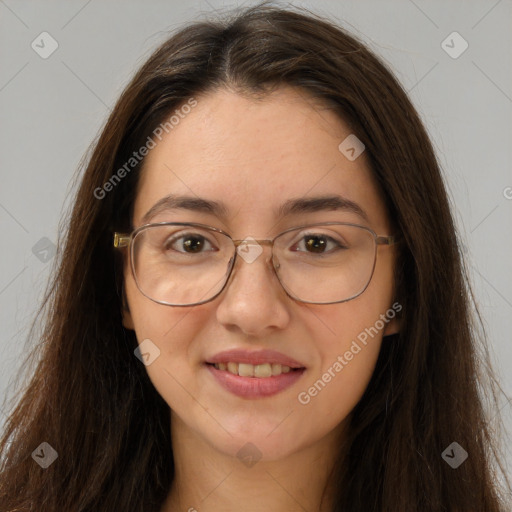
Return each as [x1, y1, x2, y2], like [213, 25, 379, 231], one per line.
[202, 421, 308, 463]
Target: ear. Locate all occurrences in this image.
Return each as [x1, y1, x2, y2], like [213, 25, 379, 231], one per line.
[383, 314, 401, 337]
[122, 308, 135, 330]
[121, 287, 135, 330]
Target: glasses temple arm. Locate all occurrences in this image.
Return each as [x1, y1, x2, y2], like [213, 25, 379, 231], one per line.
[376, 235, 397, 245]
[113, 233, 131, 248]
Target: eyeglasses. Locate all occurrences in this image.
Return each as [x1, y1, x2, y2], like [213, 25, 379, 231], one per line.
[113, 222, 397, 306]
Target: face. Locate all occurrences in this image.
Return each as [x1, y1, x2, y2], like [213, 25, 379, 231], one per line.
[122, 86, 399, 461]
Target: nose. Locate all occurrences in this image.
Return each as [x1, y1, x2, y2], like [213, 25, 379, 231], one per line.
[214, 243, 291, 337]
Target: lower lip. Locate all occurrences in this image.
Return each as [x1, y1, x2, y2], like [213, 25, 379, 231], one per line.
[205, 364, 306, 399]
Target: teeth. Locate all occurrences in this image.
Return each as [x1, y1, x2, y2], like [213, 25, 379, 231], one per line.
[213, 362, 295, 377]
[254, 363, 272, 378]
[238, 363, 254, 377]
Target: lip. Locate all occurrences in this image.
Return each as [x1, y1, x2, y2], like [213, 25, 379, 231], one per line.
[206, 364, 306, 398]
[206, 349, 306, 368]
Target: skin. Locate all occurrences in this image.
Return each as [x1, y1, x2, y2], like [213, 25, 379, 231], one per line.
[122, 86, 400, 512]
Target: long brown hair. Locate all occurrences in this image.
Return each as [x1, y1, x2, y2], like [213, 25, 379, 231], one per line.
[1, 3, 509, 511]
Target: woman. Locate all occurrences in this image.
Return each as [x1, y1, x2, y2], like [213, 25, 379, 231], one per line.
[0, 3, 509, 511]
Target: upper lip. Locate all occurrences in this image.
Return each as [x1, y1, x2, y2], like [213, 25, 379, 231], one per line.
[206, 349, 306, 369]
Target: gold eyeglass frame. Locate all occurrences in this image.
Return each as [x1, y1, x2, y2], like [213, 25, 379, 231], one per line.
[113, 221, 397, 306]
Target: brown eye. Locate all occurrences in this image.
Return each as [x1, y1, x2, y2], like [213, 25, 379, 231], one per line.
[165, 233, 215, 254]
[292, 234, 343, 254]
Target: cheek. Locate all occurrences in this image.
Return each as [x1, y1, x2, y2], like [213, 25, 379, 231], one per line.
[124, 259, 203, 343]
[299, 258, 396, 420]
[298, 309, 384, 419]
[123, 268, 206, 403]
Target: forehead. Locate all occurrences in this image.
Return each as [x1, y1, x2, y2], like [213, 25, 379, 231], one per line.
[133, 86, 388, 232]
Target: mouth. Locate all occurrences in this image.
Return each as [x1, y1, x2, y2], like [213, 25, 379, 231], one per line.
[204, 349, 307, 398]
[206, 361, 304, 378]
[205, 351, 306, 400]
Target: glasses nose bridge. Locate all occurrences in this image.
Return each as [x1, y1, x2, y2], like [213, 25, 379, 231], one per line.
[232, 238, 274, 247]
[235, 241, 287, 291]
[232, 238, 278, 261]
[226, 238, 282, 297]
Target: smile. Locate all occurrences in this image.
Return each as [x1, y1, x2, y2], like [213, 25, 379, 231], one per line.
[210, 361, 299, 377]
[206, 363, 306, 398]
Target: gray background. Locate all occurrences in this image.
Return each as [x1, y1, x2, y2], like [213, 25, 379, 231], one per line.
[1, 0, 511, 480]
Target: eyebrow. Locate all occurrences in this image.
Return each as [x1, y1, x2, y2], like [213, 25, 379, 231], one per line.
[140, 193, 369, 225]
